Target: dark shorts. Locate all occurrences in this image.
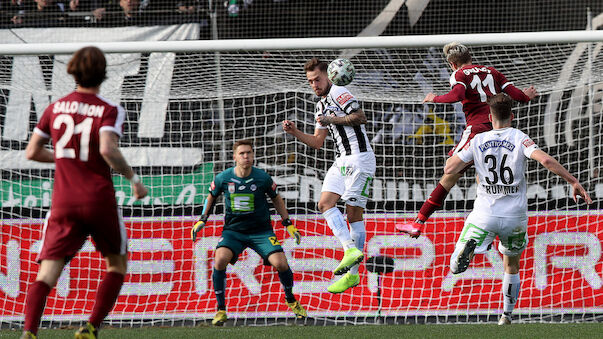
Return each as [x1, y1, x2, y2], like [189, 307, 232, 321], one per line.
[448, 122, 493, 157]
[217, 229, 284, 265]
[37, 204, 126, 262]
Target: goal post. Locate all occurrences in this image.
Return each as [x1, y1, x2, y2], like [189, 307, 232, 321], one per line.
[0, 30, 602, 326]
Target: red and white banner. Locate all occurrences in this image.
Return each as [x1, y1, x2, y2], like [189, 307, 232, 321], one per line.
[1, 213, 602, 319]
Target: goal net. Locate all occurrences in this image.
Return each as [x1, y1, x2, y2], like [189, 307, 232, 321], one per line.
[0, 31, 602, 326]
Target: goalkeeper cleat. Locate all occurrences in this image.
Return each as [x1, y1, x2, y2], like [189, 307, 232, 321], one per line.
[333, 247, 364, 275]
[328, 273, 360, 294]
[74, 322, 98, 339]
[498, 314, 512, 325]
[286, 300, 307, 319]
[212, 310, 227, 326]
[20, 331, 37, 339]
[453, 239, 477, 274]
[395, 221, 423, 238]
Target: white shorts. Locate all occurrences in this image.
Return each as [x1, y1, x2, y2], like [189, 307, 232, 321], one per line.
[451, 211, 528, 265]
[322, 152, 376, 208]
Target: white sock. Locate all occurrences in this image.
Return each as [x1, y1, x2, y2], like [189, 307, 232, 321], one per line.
[323, 207, 354, 250]
[502, 273, 521, 315]
[348, 221, 366, 275]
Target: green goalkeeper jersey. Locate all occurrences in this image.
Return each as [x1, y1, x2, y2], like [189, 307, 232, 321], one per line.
[209, 166, 278, 234]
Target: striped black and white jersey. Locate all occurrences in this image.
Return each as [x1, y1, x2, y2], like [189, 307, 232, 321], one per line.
[315, 84, 373, 157]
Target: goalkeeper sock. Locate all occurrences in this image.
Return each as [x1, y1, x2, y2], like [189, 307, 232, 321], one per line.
[24, 280, 52, 335]
[89, 271, 125, 328]
[213, 268, 227, 310]
[349, 220, 366, 275]
[502, 273, 521, 315]
[417, 183, 449, 222]
[323, 207, 354, 250]
[277, 268, 296, 303]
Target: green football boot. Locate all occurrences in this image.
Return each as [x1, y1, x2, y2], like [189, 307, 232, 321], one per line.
[333, 247, 364, 275]
[212, 310, 228, 326]
[328, 273, 360, 293]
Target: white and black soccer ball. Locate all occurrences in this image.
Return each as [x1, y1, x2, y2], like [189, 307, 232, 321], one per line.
[327, 58, 355, 86]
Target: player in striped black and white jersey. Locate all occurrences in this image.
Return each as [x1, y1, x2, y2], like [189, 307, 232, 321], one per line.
[283, 57, 375, 294]
[444, 93, 591, 325]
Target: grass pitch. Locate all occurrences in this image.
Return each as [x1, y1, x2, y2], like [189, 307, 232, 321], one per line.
[3, 323, 602, 339]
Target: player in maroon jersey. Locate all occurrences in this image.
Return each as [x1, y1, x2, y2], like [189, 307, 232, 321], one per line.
[20, 46, 148, 339]
[396, 42, 538, 238]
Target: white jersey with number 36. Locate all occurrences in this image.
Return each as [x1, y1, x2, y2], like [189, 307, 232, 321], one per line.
[457, 127, 539, 217]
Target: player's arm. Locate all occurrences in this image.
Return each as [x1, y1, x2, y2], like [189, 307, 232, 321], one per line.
[317, 108, 368, 126]
[493, 68, 538, 102]
[424, 84, 465, 103]
[271, 194, 301, 245]
[191, 193, 217, 241]
[530, 149, 592, 203]
[25, 133, 54, 163]
[502, 84, 538, 102]
[444, 154, 471, 175]
[282, 120, 328, 149]
[99, 130, 148, 199]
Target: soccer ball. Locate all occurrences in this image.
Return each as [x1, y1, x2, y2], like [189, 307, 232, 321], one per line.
[327, 58, 355, 86]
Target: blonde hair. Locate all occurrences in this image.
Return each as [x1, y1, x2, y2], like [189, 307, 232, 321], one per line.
[443, 42, 471, 67]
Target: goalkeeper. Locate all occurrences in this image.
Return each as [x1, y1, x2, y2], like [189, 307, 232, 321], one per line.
[191, 139, 306, 326]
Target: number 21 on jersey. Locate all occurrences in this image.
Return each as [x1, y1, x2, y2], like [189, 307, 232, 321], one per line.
[53, 114, 93, 161]
[470, 73, 496, 102]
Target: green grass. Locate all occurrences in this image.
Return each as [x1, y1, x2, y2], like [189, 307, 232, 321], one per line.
[3, 323, 603, 339]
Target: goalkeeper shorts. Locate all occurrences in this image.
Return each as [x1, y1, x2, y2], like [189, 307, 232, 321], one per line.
[217, 229, 284, 266]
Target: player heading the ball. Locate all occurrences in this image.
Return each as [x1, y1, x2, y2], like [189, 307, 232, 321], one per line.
[444, 93, 591, 325]
[191, 139, 306, 326]
[283, 58, 375, 294]
[396, 42, 539, 238]
[21, 46, 148, 339]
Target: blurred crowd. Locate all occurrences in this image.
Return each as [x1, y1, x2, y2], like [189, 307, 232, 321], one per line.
[1, 0, 207, 27]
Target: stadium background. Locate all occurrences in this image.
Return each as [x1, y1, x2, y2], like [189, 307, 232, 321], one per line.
[0, 0, 602, 326]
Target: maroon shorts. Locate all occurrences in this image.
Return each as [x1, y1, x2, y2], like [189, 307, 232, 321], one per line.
[448, 122, 493, 157]
[37, 204, 126, 262]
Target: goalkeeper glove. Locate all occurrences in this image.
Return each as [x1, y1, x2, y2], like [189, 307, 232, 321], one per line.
[282, 218, 301, 245]
[191, 214, 208, 242]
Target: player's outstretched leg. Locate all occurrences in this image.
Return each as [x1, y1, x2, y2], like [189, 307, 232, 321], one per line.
[327, 272, 360, 293]
[396, 174, 460, 237]
[450, 239, 477, 274]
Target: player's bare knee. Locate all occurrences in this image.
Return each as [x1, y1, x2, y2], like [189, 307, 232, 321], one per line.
[106, 254, 127, 275]
[214, 248, 233, 270]
[213, 255, 230, 270]
[274, 261, 289, 272]
[317, 200, 335, 213]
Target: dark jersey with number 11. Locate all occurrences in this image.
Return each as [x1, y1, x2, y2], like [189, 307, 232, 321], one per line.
[435, 64, 531, 126]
